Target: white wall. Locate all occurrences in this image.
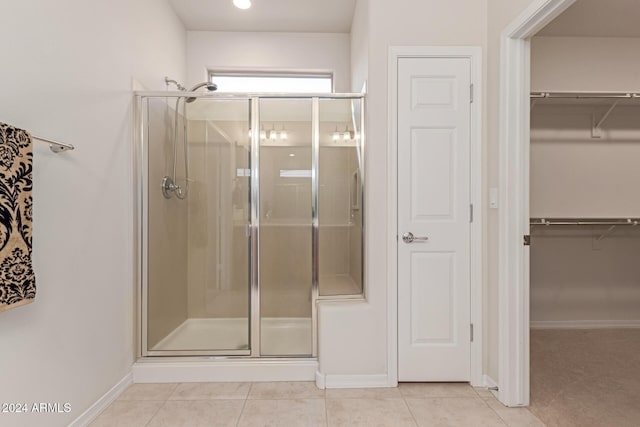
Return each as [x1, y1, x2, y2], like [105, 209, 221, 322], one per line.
[530, 106, 640, 217]
[532, 36, 640, 92]
[531, 230, 640, 324]
[0, 0, 186, 425]
[350, 0, 369, 93]
[187, 31, 351, 92]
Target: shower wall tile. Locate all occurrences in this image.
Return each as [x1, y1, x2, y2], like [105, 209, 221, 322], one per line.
[260, 224, 312, 318]
[147, 99, 189, 349]
[187, 119, 250, 320]
[319, 226, 350, 275]
[186, 122, 214, 318]
[319, 147, 352, 225]
[183, 121, 361, 319]
[318, 146, 363, 296]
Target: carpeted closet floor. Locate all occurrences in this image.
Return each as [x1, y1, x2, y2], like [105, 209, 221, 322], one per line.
[530, 329, 640, 427]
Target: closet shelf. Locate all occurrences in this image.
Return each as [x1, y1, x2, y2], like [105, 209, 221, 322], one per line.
[530, 91, 640, 100]
[531, 218, 640, 226]
[531, 218, 640, 241]
[530, 91, 640, 137]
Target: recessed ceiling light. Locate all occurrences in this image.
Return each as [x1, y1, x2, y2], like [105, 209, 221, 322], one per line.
[233, 0, 251, 10]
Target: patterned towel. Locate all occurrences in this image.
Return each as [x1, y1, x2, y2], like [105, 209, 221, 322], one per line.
[0, 123, 35, 312]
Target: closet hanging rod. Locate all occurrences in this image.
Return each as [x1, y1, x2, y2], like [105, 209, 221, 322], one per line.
[32, 135, 75, 153]
[530, 92, 640, 99]
[531, 218, 640, 226]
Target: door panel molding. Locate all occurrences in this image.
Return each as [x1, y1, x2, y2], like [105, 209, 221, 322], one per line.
[388, 46, 483, 386]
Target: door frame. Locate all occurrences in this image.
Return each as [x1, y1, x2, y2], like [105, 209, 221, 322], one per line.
[387, 46, 483, 386]
[497, 0, 576, 406]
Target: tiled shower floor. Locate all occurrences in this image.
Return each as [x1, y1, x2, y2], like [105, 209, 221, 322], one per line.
[151, 317, 312, 355]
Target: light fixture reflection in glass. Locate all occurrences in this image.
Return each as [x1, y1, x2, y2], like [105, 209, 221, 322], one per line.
[233, 0, 252, 10]
[343, 126, 352, 141]
[289, 153, 295, 157]
[280, 126, 288, 140]
[269, 125, 277, 140]
[260, 127, 266, 140]
[332, 126, 340, 142]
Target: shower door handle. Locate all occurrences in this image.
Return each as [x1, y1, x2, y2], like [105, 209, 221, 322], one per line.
[402, 232, 429, 243]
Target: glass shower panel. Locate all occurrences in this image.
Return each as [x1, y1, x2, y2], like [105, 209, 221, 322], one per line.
[259, 99, 313, 356]
[146, 97, 251, 354]
[318, 98, 364, 296]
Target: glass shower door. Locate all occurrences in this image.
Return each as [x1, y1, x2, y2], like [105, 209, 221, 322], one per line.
[144, 97, 251, 355]
[259, 99, 313, 356]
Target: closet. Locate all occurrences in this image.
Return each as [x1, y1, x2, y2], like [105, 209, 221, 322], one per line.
[527, 32, 640, 427]
[530, 91, 640, 326]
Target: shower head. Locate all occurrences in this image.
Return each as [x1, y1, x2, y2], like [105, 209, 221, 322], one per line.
[185, 82, 218, 103]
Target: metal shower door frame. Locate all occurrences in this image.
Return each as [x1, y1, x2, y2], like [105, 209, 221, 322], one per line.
[135, 92, 365, 359]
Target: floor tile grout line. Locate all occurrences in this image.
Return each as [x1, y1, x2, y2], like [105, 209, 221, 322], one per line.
[324, 393, 329, 427]
[234, 382, 252, 427]
[402, 396, 421, 426]
[165, 382, 181, 401]
[480, 396, 511, 427]
[142, 400, 167, 427]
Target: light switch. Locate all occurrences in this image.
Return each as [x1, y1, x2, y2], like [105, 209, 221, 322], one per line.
[489, 188, 499, 209]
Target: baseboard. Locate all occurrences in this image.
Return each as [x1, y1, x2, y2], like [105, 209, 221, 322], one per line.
[315, 372, 390, 389]
[530, 320, 640, 329]
[132, 359, 317, 383]
[315, 371, 326, 389]
[68, 372, 132, 427]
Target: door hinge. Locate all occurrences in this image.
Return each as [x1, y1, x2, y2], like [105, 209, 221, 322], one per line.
[524, 235, 531, 246]
[470, 323, 474, 342]
[470, 204, 474, 223]
[470, 84, 474, 103]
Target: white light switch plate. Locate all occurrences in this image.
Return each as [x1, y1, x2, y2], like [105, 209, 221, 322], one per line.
[489, 188, 499, 209]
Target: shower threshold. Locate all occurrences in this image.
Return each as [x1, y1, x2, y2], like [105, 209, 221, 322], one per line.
[151, 317, 312, 356]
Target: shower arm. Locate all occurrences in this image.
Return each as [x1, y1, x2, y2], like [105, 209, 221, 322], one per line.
[165, 76, 186, 91]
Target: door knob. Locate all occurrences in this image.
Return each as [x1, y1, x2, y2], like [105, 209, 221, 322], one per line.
[402, 232, 429, 243]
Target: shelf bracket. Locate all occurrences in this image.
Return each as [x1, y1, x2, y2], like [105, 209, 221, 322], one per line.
[595, 219, 639, 241]
[592, 100, 620, 138]
[595, 225, 617, 242]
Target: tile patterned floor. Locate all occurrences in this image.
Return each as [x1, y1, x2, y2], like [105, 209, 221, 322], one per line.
[89, 382, 545, 427]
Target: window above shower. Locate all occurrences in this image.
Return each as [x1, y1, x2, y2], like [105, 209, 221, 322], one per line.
[209, 71, 333, 93]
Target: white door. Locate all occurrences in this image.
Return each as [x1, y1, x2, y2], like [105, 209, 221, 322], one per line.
[397, 57, 472, 381]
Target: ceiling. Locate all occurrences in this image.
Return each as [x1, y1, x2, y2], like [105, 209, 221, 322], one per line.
[537, 0, 640, 38]
[168, 0, 357, 33]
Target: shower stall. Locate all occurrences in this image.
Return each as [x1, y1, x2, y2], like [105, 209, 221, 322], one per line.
[134, 91, 365, 359]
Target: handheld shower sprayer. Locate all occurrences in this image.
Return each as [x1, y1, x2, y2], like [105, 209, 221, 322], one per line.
[162, 77, 218, 199]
